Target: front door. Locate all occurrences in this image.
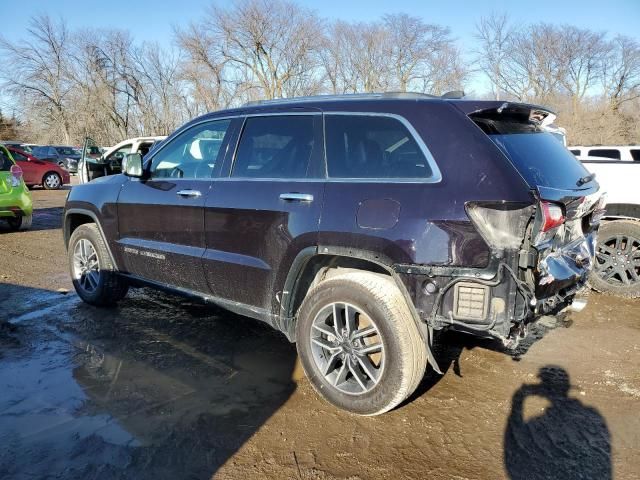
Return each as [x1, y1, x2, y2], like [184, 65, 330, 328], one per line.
[116, 118, 237, 292]
[203, 113, 325, 314]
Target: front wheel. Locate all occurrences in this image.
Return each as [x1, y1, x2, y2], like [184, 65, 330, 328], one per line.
[296, 271, 427, 415]
[590, 220, 640, 298]
[68, 223, 129, 306]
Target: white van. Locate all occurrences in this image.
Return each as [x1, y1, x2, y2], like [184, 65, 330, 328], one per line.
[569, 145, 640, 161]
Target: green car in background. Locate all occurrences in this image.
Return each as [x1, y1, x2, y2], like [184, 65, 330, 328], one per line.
[0, 144, 33, 230]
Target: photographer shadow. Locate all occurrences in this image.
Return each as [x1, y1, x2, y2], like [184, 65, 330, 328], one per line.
[504, 366, 611, 480]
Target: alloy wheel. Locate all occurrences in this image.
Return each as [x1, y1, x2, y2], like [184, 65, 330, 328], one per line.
[595, 234, 640, 286]
[72, 238, 101, 293]
[310, 302, 384, 395]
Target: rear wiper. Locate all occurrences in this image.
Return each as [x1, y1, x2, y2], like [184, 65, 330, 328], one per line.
[576, 173, 596, 187]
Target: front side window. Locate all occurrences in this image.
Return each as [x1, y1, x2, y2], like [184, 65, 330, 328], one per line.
[232, 115, 315, 179]
[588, 149, 620, 159]
[150, 120, 231, 179]
[325, 114, 433, 179]
[55, 147, 76, 156]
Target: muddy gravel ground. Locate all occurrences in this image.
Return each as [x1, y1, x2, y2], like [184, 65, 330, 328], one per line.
[0, 185, 639, 480]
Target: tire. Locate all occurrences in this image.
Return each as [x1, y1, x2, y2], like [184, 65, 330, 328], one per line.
[7, 214, 32, 231]
[42, 172, 62, 190]
[589, 220, 640, 298]
[68, 223, 129, 306]
[296, 271, 427, 415]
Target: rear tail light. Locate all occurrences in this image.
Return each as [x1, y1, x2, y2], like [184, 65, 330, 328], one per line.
[540, 201, 564, 232]
[9, 165, 23, 187]
[465, 202, 535, 251]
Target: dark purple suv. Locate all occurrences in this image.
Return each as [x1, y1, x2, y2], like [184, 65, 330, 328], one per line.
[63, 93, 604, 415]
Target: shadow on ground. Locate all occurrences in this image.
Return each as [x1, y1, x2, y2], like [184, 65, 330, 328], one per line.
[0, 206, 64, 233]
[0, 283, 297, 480]
[504, 366, 611, 479]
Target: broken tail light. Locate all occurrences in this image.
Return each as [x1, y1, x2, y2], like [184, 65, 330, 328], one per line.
[540, 201, 565, 232]
[465, 202, 535, 251]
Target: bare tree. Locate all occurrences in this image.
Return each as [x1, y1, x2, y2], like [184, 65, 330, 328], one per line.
[602, 35, 640, 111]
[0, 15, 74, 143]
[207, 0, 325, 99]
[474, 13, 512, 100]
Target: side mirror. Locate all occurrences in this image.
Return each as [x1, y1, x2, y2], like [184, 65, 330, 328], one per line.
[122, 153, 143, 178]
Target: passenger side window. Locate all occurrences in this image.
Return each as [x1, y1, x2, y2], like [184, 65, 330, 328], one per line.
[588, 149, 620, 159]
[325, 114, 434, 179]
[150, 120, 231, 179]
[631, 149, 640, 161]
[232, 116, 315, 178]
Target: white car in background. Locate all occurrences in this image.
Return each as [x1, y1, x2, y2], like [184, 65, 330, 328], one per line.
[79, 136, 166, 184]
[569, 149, 640, 298]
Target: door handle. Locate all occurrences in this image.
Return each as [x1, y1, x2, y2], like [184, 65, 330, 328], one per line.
[176, 189, 202, 197]
[279, 193, 314, 202]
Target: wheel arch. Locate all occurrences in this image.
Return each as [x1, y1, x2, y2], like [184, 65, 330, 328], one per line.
[64, 208, 119, 269]
[279, 247, 428, 346]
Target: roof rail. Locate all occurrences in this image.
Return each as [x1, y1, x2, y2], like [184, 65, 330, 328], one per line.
[243, 91, 440, 107]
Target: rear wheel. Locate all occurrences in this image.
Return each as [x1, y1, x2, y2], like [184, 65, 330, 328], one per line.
[68, 223, 129, 305]
[42, 172, 62, 190]
[7, 214, 32, 231]
[296, 271, 427, 415]
[590, 220, 640, 298]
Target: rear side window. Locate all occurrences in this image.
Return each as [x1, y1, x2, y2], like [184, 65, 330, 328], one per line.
[232, 116, 315, 179]
[10, 150, 27, 161]
[325, 114, 434, 179]
[588, 149, 620, 159]
[569, 149, 580, 156]
[630, 149, 640, 161]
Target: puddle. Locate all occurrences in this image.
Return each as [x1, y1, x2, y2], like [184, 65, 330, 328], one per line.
[0, 284, 298, 479]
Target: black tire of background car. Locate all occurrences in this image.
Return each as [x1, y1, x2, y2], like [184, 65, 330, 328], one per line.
[42, 172, 62, 190]
[7, 214, 32, 231]
[589, 220, 640, 298]
[68, 223, 129, 306]
[296, 271, 427, 416]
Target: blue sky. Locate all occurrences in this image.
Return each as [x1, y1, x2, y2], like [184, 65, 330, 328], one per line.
[1, 0, 639, 99]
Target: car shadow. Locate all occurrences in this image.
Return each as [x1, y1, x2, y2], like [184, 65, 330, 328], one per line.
[0, 206, 64, 232]
[0, 283, 298, 480]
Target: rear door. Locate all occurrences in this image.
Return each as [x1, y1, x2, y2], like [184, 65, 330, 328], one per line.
[116, 118, 238, 292]
[203, 112, 325, 313]
[9, 150, 38, 185]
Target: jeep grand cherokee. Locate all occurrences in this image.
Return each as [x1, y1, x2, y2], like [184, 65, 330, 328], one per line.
[63, 93, 604, 415]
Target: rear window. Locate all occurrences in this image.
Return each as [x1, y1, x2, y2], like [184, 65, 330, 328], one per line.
[588, 149, 620, 159]
[325, 114, 435, 179]
[472, 112, 592, 190]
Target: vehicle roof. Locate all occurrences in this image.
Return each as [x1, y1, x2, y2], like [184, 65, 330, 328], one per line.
[197, 94, 554, 121]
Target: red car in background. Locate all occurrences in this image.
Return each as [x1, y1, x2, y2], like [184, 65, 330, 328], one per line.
[7, 147, 70, 190]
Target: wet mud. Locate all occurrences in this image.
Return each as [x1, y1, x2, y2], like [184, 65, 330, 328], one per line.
[0, 186, 639, 479]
